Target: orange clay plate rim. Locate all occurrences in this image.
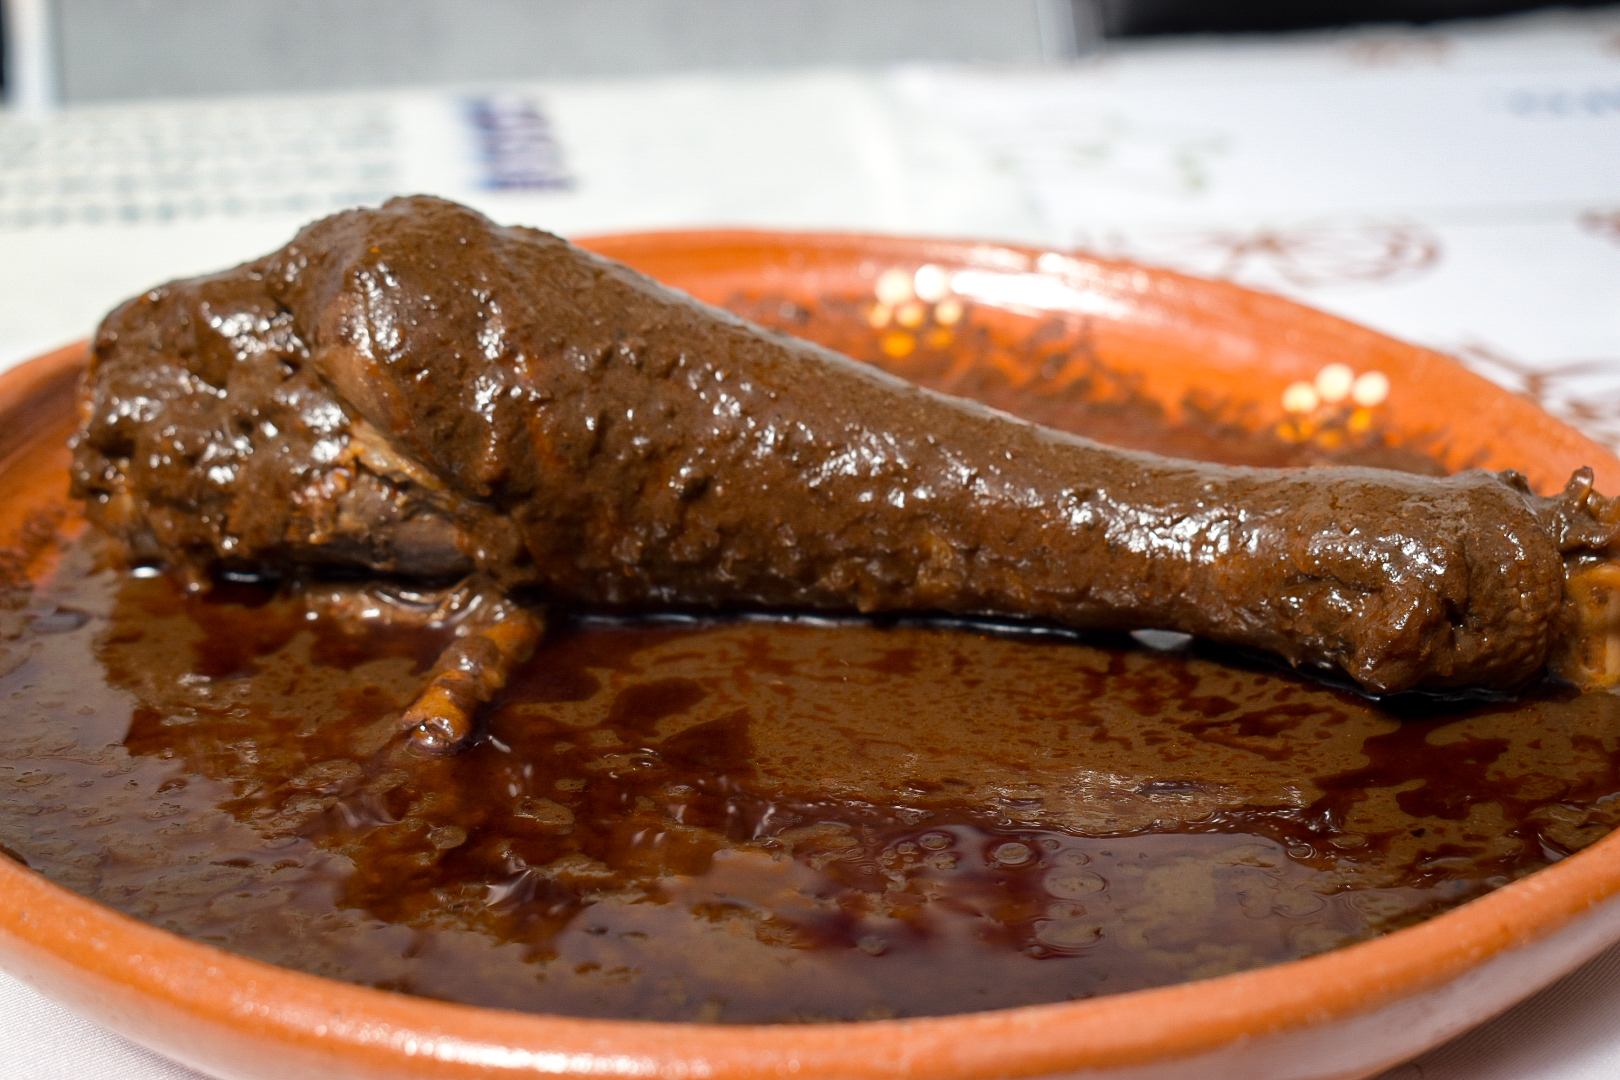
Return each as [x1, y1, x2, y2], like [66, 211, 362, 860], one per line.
[0, 231, 1614, 1080]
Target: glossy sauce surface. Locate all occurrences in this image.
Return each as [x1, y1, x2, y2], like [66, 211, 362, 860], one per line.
[5, 505, 1620, 1021]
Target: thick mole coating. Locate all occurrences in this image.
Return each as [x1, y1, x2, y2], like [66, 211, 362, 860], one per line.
[69, 196, 1612, 694]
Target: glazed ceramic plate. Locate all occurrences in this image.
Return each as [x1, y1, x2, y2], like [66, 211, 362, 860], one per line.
[1, 232, 1618, 1080]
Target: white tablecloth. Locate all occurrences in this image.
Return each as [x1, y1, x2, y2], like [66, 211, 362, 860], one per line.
[1, 7, 1618, 1076]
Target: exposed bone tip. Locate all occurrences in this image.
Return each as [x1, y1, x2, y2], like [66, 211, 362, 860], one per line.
[1552, 561, 1620, 692]
[398, 595, 543, 754]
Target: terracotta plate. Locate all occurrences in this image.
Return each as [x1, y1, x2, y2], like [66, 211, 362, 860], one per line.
[0, 232, 1617, 1080]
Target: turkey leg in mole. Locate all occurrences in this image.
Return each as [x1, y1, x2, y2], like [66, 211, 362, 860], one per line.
[70, 197, 1620, 750]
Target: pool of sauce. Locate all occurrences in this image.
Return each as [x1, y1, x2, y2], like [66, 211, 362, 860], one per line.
[5, 521, 1620, 1022]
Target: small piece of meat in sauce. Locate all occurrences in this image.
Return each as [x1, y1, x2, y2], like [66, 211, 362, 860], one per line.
[68, 196, 1620, 748]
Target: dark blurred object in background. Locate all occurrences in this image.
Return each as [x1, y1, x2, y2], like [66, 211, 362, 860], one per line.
[0, 1, 10, 99]
[1101, 0, 1615, 35]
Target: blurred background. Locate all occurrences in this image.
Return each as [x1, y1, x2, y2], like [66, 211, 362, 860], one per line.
[9, 0, 1616, 100]
[0, 3, 1618, 1079]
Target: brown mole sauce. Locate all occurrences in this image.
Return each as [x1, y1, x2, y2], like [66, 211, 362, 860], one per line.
[5, 537, 1620, 1022]
[4, 373, 1620, 1023]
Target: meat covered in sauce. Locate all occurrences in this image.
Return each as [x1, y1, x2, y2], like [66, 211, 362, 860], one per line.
[68, 196, 1620, 733]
